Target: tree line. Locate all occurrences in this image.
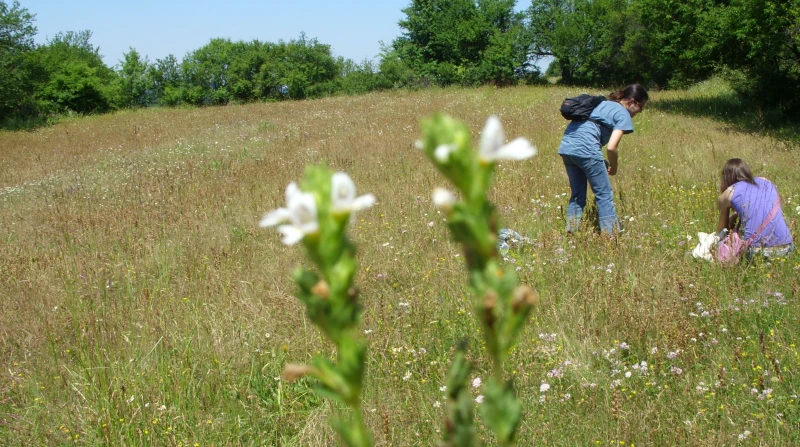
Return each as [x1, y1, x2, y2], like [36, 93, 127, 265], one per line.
[1, 0, 798, 127]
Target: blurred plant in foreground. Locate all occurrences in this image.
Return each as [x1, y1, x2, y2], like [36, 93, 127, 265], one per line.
[259, 166, 375, 447]
[418, 114, 539, 447]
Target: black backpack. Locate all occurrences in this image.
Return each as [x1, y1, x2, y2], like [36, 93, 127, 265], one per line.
[559, 94, 606, 121]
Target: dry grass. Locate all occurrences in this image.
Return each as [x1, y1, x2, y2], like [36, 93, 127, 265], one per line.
[1, 82, 799, 446]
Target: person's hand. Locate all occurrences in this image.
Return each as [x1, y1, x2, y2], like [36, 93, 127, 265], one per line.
[728, 211, 739, 230]
[607, 164, 617, 176]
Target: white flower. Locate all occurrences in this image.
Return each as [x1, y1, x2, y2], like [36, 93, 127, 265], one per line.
[432, 187, 457, 209]
[475, 395, 484, 404]
[478, 115, 537, 163]
[625, 371, 632, 378]
[539, 383, 550, 393]
[434, 144, 456, 162]
[433, 400, 441, 408]
[331, 172, 376, 214]
[439, 385, 447, 392]
[260, 182, 319, 245]
[472, 377, 482, 388]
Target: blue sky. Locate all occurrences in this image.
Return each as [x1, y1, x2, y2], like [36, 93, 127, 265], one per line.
[23, 1, 549, 71]
[24, 0, 411, 67]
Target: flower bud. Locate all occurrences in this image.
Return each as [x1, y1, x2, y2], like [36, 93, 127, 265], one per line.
[282, 364, 314, 381]
[511, 285, 538, 313]
[311, 280, 330, 299]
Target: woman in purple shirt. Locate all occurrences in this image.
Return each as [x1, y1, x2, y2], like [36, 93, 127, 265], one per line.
[716, 158, 794, 259]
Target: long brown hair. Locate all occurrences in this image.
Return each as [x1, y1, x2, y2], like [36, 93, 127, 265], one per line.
[607, 84, 649, 104]
[720, 158, 757, 192]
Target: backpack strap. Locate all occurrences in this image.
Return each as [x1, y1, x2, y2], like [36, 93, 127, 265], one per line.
[588, 118, 612, 130]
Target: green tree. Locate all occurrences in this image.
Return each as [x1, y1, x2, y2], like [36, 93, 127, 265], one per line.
[0, 0, 37, 121]
[33, 30, 120, 114]
[181, 38, 235, 105]
[389, 0, 532, 86]
[149, 54, 183, 106]
[336, 57, 390, 95]
[117, 48, 152, 107]
[256, 34, 338, 100]
[714, 0, 800, 116]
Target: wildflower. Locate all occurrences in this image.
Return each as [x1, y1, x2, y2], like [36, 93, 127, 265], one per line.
[432, 187, 457, 209]
[625, 371, 632, 378]
[439, 385, 447, 392]
[475, 395, 484, 404]
[472, 377, 482, 388]
[433, 400, 441, 408]
[434, 144, 457, 163]
[478, 115, 537, 163]
[670, 366, 683, 376]
[331, 172, 376, 214]
[619, 342, 629, 350]
[260, 182, 319, 245]
[539, 383, 551, 392]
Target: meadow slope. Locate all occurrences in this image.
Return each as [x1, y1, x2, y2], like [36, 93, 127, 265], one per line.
[1, 83, 799, 446]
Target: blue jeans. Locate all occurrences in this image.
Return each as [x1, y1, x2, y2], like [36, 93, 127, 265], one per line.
[561, 154, 619, 234]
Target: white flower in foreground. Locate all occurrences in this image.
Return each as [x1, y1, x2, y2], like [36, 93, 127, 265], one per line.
[331, 172, 376, 214]
[472, 377, 482, 388]
[539, 383, 550, 393]
[259, 182, 319, 245]
[475, 395, 484, 404]
[432, 187, 457, 209]
[479, 115, 537, 163]
[434, 144, 457, 163]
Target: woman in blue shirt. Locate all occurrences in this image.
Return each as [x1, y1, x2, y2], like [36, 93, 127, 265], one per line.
[558, 84, 649, 234]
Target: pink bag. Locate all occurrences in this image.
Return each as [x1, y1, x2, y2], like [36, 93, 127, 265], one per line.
[716, 232, 747, 264]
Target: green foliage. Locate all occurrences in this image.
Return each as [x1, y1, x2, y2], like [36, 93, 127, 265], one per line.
[714, 0, 800, 116]
[32, 30, 119, 114]
[0, 0, 37, 122]
[390, 0, 536, 87]
[525, 0, 800, 115]
[117, 48, 152, 107]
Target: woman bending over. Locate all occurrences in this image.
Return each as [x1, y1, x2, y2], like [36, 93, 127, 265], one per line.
[558, 84, 648, 234]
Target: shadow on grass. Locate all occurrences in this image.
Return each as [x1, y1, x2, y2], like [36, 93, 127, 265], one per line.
[652, 91, 800, 146]
[0, 115, 54, 132]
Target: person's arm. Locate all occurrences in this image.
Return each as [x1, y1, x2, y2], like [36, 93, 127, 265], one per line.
[606, 129, 624, 175]
[716, 187, 734, 233]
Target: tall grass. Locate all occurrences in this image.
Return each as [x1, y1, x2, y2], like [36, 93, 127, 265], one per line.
[1, 82, 799, 446]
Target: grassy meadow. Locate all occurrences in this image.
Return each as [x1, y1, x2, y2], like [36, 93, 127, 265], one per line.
[1, 81, 800, 446]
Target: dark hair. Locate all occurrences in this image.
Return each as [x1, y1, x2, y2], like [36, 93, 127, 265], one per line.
[720, 158, 757, 192]
[608, 84, 649, 105]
